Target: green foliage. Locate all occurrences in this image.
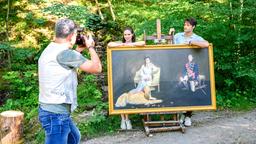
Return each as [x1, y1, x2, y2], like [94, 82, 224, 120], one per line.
[25, 12, 47, 27]
[0, 44, 39, 113]
[10, 48, 38, 71]
[85, 14, 105, 31]
[0, 43, 12, 51]
[211, 0, 256, 108]
[77, 110, 120, 138]
[43, 3, 90, 27]
[2, 70, 38, 104]
[42, 2, 120, 43]
[75, 74, 121, 138]
[77, 74, 102, 110]
[0, 43, 13, 68]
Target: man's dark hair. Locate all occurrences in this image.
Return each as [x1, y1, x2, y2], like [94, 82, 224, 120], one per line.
[144, 56, 150, 60]
[55, 18, 77, 38]
[122, 26, 136, 43]
[185, 18, 197, 27]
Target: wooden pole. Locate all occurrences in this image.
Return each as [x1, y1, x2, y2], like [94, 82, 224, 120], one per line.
[107, 0, 116, 21]
[0, 111, 24, 144]
[156, 19, 161, 40]
[95, 0, 104, 20]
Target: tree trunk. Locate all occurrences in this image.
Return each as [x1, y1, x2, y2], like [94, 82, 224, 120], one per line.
[6, 0, 10, 42]
[6, 0, 12, 69]
[229, 2, 234, 28]
[0, 111, 24, 144]
[238, 0, 244, 49]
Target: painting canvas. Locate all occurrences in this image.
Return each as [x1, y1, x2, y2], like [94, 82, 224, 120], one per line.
[107, 45, 216, 114]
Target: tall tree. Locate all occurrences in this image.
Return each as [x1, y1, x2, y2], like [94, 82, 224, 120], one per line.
[5, 0, 10, 41]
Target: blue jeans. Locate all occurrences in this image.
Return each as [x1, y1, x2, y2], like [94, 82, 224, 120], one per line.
[38, 107, 81, 144]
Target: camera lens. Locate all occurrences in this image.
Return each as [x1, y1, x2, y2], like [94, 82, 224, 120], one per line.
[75, 33, 85, 46]
[75, 27, 86, 46]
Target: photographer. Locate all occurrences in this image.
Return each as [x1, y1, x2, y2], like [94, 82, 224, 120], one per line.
[38, 18, 102, 144]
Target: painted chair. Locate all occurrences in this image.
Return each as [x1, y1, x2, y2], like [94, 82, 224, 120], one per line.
[134, 66, 161, 92]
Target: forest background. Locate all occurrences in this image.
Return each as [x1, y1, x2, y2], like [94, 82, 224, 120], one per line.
[0, 0, 255, 143]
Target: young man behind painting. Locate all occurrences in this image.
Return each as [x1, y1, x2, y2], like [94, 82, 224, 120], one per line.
[174, 17, 209, 127]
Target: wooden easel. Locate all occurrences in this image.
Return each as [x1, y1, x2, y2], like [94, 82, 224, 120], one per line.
[143, 19, 175, 44]
[142, 19, 185, 136]
[142, 112, 185, 136]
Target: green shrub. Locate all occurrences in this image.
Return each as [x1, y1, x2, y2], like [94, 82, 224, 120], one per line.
[43, 3, 90, 26]
[0, 43, 13, 68]
[2, 70, 38, 106]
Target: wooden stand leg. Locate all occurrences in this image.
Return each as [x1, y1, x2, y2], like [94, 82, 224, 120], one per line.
[0, 110, 24, 144]
[143, 114, 150, 136]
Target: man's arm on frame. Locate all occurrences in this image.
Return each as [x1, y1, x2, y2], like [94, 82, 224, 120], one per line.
[190, 40, 209, 48]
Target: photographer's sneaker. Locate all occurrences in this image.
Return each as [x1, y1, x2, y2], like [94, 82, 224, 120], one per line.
[126, 120, 132, 130]
[121, 120, 126, 130]
[184, 117, 192, 127]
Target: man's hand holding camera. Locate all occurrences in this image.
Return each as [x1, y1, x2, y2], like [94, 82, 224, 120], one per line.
[74, 27, 95, 52]
[75, 33, 95, 53]
[85, 34, 95, 50]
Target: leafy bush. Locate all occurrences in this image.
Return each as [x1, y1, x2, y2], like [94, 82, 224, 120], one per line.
[43, 3, 90, 27]
[0, 43, 13, 68]
[2, 70, 38, 106]
[25, 12, 47, 27]
[78, 113, 120, 138]
[77, 75, 102, 110]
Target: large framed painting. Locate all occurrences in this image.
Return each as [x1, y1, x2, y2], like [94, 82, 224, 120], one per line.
[107, 44, 216, 114]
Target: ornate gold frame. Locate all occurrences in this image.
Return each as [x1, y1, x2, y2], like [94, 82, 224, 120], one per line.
[107, 44, 216, 114]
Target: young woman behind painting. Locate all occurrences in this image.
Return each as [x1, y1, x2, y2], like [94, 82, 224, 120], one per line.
[108, 27, 145, 130]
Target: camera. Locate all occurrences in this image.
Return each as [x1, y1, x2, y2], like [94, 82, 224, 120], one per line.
[75, 28, 86, 46]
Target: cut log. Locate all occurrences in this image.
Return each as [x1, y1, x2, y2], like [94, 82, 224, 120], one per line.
[0, 110, 24, 144]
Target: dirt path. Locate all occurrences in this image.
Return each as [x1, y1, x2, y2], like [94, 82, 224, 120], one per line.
[83, 109, 256, 144]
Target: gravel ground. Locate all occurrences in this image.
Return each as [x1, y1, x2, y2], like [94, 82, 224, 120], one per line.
[83, 109, 256, 144]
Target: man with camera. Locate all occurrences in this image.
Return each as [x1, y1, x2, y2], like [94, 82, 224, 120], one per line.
[38, 18, 102, 144]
